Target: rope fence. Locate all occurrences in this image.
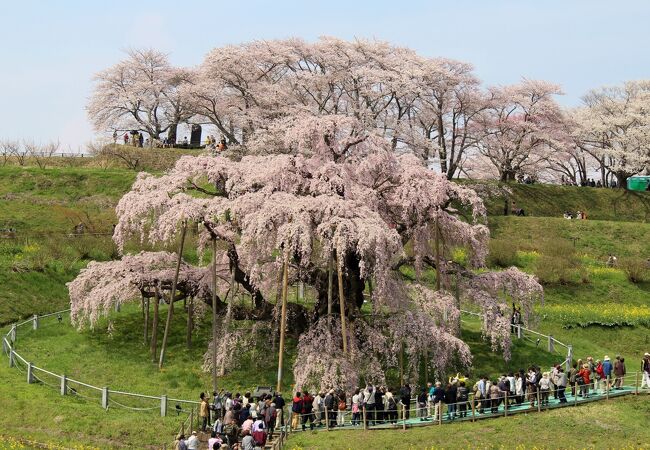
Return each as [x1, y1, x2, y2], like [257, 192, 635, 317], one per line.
[3, 308, 648, 450]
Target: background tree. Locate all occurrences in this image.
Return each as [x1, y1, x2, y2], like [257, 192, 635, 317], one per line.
[475, 79, 565, 182]
[87, 49, 194, 142]
[573, 80, 650, 187]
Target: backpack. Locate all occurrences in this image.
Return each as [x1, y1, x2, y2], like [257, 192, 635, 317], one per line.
[387, 396, 397, 410]
[338, 400, 346, 411]
[252, 430, 266, 446]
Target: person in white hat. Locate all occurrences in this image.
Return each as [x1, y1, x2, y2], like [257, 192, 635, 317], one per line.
[186, 431, 199, 450]
[642, 353, 650, 389]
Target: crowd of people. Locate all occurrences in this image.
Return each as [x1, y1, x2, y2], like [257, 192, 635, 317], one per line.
[172, 352, 649, 449]
[111, 130, 229, 151]
[560, 176, 618, 188]
[563, 210, 587, 220]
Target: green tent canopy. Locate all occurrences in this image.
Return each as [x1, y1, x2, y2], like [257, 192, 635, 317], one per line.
[627, 175, 650, 191]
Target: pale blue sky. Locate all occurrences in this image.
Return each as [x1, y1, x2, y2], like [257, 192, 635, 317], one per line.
[1, 0, 649, 151]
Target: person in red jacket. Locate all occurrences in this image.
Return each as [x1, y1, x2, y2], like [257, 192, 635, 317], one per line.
[301, 390, 314, 431]
[578, 364, 591, 398]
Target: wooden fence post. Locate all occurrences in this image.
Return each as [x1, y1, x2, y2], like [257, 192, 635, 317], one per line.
[32, 314, 38, 330]
[635, 371, 639, 395]
[27, 362, 34, 383]
[402, 404, 406, 430]
[536, 389, 541, 412]
[101, 387, 109, 409]
[504, 391, 508, 417]
[10, 325, 16, 343]
[324, 407, 329, 431]
[548, 335, 554, 353]
[471, 395, 476, 422]
[574, 382, 578, 406]
[438, 401, 442, 425]
[606, 376, 610, 400]
[190, 407, 194, 432]
[161, 395, 167, 417]
[9, 350, 14, 368]
[362, 406, 367, 430]
[61, 374, 67, 395]
[516, 325, 522, 339]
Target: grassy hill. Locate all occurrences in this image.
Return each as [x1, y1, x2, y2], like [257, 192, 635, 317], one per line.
[483, 182, 650, 222]
[1, 163, 649, 448]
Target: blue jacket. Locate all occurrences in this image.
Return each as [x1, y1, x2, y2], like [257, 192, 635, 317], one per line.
[602, 360, 613, 376]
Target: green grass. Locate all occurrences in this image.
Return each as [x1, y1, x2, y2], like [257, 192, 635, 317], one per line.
[286, 395, 650, 449]
[1, 302, 564, 449]
[482, 182, 650, 222]
[2, 166, 650, 448]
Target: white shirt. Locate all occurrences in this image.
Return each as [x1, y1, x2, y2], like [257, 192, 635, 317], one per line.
[186, 435, 199, 450]
[515, 377, 524, 395]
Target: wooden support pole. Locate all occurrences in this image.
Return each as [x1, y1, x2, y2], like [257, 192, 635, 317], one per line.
[402, 404, 406, 431]
[336, 256, 348, 354]
[159, 220, 188, 369]
[161, 395, 167, 417]
[438, 401, 442, 425]
[635, 371, 639, 395]
[606, 376, 610, 400]
[27, 362, 34, 384]
[536, 389, 541, 412]
[424, 349, 428, 386]
[211, 238, 218, 393]
[504, 390, 508, 417]
[220, 265, 237, 377]
[362, 406, 367, 430]
[186, 297, 193, 348]
[548, 335, 554, 353]
[324, 406, 330, 431]
[151, 289, 160, 362]
[276, 260, 289, 393]
[574, 382, 578, 406]
[60, 374, 67, 396]
[143, 295, 150, 345]
[399, 342, 404, 385]
[434, 212, 441, 292]
[327, 254, 333, 320]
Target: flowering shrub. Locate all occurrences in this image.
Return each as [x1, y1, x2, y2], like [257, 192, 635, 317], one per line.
[543, 304, 650, 328]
